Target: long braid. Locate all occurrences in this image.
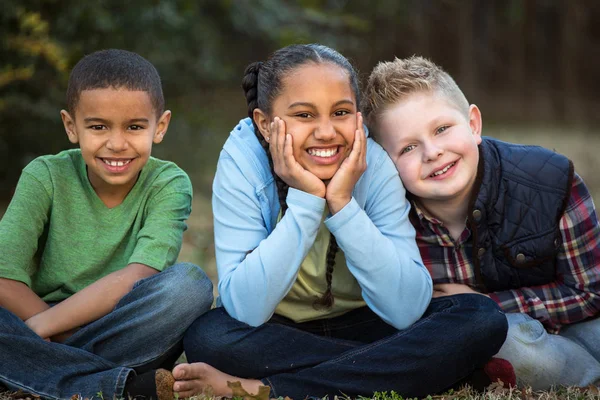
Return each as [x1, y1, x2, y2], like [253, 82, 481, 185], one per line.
[242, 45, 359, 310]
[313, 234, 338, 309]
[242, 62, 290, 216]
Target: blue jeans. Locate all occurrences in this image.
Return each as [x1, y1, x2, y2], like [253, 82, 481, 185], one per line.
[0, 262, 213, 399]
[184, 293, 508, 399]
[496, 313, 600, 389]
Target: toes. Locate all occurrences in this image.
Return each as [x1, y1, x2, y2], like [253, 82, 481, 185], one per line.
[172, 363, 188, 379]
[175, 389, 198, 398]
[174, 380, 196, 392]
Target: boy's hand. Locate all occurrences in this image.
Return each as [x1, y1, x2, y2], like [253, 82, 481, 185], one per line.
[269, 117, 326, 198]
[432, 283, 489, 298]
[24, 311, 50, 340]
[326, 112, 367, 214]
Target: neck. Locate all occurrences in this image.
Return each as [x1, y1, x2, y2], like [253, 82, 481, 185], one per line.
[88, 172, 138, 208]
[417, 196, 469, 227]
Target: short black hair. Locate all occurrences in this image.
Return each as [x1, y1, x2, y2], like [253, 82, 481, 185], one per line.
[66, 49, 164, 118]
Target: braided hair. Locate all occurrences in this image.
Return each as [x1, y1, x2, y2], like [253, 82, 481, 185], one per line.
[241, 44, 359, 309]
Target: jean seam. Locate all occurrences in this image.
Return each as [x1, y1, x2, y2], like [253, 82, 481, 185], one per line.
[114, 366, 133, 399]
[263, 377, 276, 398]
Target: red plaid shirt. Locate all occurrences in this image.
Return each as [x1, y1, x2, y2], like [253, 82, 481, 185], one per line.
[412, 173, 600, 333]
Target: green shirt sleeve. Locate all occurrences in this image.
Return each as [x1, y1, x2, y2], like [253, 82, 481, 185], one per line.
[0, 162, 53, 286]
[127, 172, 192, 271]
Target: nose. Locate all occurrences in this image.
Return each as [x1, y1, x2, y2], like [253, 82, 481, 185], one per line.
[105, 130, 128, 152]
[313, 118, 336, 141]
[422, 140, 443, 162]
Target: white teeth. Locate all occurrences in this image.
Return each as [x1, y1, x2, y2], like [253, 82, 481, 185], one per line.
[103, 159, 131, 167]
[431, 162, 455, 177]
[308, 148, 338, 157]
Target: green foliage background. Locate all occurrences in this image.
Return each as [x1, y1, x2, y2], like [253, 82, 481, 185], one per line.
[1, 0, 599, 199]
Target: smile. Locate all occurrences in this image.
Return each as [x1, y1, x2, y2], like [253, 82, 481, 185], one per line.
[430, 161, 456, 177]
[307, 147, 339, 158]
[101, 158, 133, 167]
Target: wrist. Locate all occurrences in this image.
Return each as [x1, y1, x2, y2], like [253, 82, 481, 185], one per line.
[25, 311, 49, 338]
[326, 196, 351, 214]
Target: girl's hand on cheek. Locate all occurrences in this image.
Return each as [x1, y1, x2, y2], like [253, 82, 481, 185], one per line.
[326, 112, 367, 214]
[269, 117, 326, 198]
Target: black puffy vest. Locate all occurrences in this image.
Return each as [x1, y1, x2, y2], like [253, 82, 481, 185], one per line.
[469, 138, 574, 293]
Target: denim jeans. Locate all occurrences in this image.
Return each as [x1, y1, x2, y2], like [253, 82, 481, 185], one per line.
[0, 262, 213, 400]
[184, 293, 508, 399]
[496, 313, 600, 389]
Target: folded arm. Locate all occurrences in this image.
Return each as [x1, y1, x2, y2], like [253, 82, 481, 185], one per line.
[25, 263, 158, 339]
[326, 145, 433, 330]
[213, 154, 324, 326]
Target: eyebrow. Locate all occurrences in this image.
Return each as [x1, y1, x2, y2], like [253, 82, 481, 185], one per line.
[83, 118, 150, 124]
[288, 99, 355, 109]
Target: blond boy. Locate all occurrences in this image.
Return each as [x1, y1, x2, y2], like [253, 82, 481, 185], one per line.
[363, 56, 600, 389]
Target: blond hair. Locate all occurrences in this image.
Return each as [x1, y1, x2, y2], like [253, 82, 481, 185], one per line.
[363, 56, 469, 140]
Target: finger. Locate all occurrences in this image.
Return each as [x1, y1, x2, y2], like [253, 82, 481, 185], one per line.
[357, 112, 367, 154]
[283, 133, 296, 170]
[276, 117, 286, 157]
[345, 122, 363, 165]
[268, 118, 279, 154]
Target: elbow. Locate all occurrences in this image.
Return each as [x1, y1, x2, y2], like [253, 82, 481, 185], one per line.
[218, 281, 272, 327]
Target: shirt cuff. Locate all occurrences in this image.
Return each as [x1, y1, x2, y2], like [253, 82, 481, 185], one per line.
[324, 197, 361, 234]
[286, 188, 326, 213]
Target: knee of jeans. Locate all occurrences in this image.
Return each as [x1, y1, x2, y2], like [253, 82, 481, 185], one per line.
[455, 296, 508, 353]
[183, 308, 232, 361]
[158, 263, 214, 316]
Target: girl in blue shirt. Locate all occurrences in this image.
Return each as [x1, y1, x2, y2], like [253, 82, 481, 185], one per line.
[173, 44, 508, 399]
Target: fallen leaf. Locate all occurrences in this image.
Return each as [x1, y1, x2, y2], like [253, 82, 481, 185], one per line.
[228, 381, 271, 400]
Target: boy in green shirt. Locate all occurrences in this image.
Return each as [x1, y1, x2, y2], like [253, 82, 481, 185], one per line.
[0, 49, 213, 399]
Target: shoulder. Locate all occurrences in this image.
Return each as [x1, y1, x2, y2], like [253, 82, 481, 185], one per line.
[22, 149, 83, 193]
[218, 117, 273, 188]
[139, 157, 192, 197]
[482, 137, 572, 186]
[23, 149, 82, 176]
[363, 138, 398, 178]
[483, 137, 571, 168]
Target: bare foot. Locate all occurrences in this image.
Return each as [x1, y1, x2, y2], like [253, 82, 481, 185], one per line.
[172, 362, 263, 398]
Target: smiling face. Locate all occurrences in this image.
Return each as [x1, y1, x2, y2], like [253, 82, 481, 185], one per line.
[258, 62, 358, 181]
[61, 88, 170, 203]
[376, 91, 482, 207]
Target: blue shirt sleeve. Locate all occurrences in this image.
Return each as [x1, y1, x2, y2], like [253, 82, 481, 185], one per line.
[212, 152, 325, 326]
[325, 146, 433, 329]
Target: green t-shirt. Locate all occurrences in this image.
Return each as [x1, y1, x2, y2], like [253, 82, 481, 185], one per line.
[0, 149, 192, 302]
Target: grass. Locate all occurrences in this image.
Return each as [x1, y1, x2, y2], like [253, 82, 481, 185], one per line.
[2, 384, 600, 400]
[0, 127, 599, 399]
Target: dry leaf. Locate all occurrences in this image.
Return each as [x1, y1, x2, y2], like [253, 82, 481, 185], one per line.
[228, 381, 271, 400]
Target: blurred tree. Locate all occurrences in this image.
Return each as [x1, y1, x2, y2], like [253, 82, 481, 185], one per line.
[0, 0, 372, 197]
[1, 0, 599, 199]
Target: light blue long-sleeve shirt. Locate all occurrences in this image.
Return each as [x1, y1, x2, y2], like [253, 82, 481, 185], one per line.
[212, 118, 432, 329]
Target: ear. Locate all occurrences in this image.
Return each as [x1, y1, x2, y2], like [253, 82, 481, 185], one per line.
[61, 110, 79, 144]
[153, 110, 172, 144]
[252, 108, 271, 142]
[468, 104, 482, 145]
